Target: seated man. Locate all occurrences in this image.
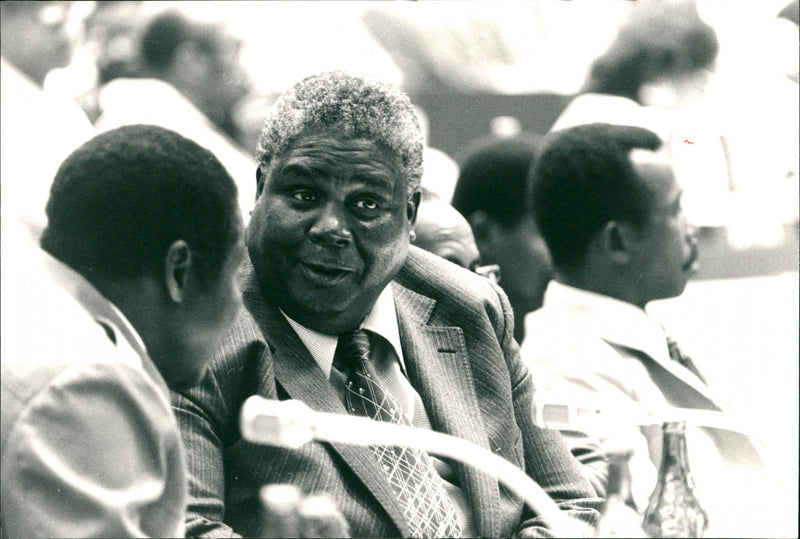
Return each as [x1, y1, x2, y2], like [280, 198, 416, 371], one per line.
[451, 133, 552, 343]
[172, 71, 601, 538]
[520, 122, 791, 537]
[1, 125, 244, 537]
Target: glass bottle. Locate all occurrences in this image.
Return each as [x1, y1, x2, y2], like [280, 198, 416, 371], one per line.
[595, 449, 646, 538]
[642, 421, 709, 538]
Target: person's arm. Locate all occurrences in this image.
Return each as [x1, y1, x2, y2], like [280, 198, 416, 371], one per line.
[488, 282, 603, 537]
[172, 331, 351, 539]
[1, 362, 185, 538]
[170, 345, 255, 538]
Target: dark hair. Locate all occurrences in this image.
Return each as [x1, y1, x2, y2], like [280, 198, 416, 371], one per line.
[451, 133, 543, 228]
[528, 123, 662, 273]
[583, 1, 719, 102]
[41, 124, 240, 289]
[140, 10, 218, 73]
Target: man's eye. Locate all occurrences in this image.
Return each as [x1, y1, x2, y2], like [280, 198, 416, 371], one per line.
[291, 190, 316, 202]
[354, 199, 379, 211]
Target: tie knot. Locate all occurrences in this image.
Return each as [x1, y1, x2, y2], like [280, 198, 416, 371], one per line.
[334, 329, 372, 372]
[665, 336, 683, 361]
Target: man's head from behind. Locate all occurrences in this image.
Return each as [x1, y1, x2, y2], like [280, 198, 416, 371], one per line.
[140, 9, 250, 128]
[452, 134, 552, 326]
[529, 123, 698, 308]
[41, 125, 244, 389]
[249, 71, 424, 335]
[0, 1, 76, 86]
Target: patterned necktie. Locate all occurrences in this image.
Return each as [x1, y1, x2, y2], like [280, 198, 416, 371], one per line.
[666, 335, 707, 385]
[333, 330, 461, 538]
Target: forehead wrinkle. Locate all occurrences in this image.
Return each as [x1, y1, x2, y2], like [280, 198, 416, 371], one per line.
[278, 140, 401, 190]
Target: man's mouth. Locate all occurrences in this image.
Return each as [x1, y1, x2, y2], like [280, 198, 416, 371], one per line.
[682, 239, 700, 273]
[299, 262, 354, 287]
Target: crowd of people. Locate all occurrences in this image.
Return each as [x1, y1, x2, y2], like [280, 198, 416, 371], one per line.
[1, 1, 797, 537]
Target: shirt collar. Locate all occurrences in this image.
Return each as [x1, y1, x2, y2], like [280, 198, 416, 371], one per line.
[283, 285, 405, 378]
[540, 280, 671, 363]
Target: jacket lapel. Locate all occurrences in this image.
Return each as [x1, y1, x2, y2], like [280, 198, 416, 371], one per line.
[392, 282, 501, 538]
[241, 266, 411, 536]
[609, 342, 766, 470]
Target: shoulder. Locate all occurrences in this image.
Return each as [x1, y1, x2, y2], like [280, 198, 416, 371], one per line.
[396, 246, 508, 314]
[3, 355, 175, 453]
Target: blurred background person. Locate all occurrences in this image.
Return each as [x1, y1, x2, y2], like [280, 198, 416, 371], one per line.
[411, 186, 481, 271]
[95, 8, 257, 221]
[68, 0, 148, 123]
[1, 0, 94, 243]
[550, 0, 733, 233]
[451, 133, 552, 343]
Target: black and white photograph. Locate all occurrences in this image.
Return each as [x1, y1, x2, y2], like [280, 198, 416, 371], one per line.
[1, 1, 797, 537]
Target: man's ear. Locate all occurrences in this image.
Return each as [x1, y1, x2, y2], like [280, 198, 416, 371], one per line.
[407, 189, 421, 225]
[164, 240, 193, 304]
[255, 164, 267, 200]
[602, 220, 635, 265]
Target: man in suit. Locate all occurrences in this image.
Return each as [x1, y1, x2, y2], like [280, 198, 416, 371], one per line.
[520, 123, 790, 537]
[172, 71, 601, 538]
[1, 125, 245, 536]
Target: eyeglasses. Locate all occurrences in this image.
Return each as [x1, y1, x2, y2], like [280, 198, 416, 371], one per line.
[471, 263, 501, 284]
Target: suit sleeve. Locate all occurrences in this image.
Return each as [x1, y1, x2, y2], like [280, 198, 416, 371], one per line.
[1, 362, 185, 538]
[488, 282, 603, 537]
[171, 337, 267, 538]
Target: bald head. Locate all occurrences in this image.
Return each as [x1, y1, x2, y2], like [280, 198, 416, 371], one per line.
[413, 193, 480, 269]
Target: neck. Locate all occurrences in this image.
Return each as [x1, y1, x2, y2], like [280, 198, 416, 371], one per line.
[556, 272, 647, 310]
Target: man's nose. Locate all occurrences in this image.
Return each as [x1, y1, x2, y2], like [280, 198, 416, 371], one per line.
[308, 203, 352, 247]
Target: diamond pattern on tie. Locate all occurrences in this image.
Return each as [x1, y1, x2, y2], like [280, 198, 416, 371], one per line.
[334, 330, 461, 538]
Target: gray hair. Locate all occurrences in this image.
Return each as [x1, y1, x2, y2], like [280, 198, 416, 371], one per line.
[256, 71, 424, 196]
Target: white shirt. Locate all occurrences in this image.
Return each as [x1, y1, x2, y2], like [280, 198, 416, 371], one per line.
[0, 58, 95, 245]
[521, 280, 789, 537]
[96, 77, 257, 223]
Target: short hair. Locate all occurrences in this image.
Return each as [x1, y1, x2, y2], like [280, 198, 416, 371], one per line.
[140, 10, 219, 73]
[583, 1, 718, 102]
[41, 124, 240, 289]
[256, 71, 424, 196]
[528, 123, 662, 273]
[452, 133, 543, 228]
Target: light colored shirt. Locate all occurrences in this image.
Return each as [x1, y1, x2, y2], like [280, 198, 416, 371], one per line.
[96, 77, 257, 223]
[1, 248, 187, 537]
[521, 280, 789, 537]
[281, 285, 477, 537]
[0, 58, 95, 244]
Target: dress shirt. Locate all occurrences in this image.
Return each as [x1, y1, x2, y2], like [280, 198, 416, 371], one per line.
[281, 284, 478, 537]
[521, 280, 788, 537]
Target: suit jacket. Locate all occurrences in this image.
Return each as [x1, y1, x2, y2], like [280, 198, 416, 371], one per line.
[521, 281, 790, 537]
[1, 248, 186, 538]
[172, 247, 601, 538]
